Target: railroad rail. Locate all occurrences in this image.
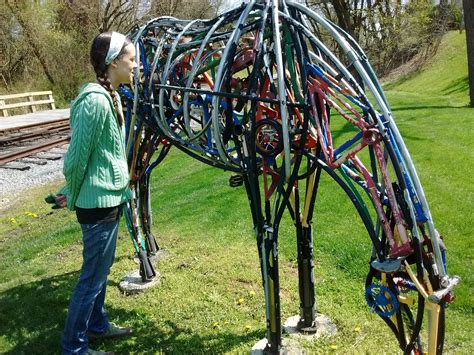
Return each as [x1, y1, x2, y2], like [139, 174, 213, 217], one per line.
[0, 118, 70, 165]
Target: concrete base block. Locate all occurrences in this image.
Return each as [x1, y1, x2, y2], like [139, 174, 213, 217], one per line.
[118, 269, 161, 295]
[284, 314, 337, 339]
[251, 314, 336, 353]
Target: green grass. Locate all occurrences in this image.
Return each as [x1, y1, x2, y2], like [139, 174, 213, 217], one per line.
[1, 31, 473, 353]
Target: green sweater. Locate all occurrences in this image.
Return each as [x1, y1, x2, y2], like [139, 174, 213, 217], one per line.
[62, 83, 131, 211]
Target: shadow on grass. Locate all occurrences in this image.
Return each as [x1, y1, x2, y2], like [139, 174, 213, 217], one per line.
[443, 76, 469, 96]
[0, 271, 77, 354]
[106, 316, 265, 353]
[0, 272, 264, 354]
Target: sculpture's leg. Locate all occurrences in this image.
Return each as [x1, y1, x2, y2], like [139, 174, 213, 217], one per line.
[246, 204, 282, 352]
[260, 224, 282, 353]
[126, 184, 156, 282]
[427, 303, 445, 354]
[295, 166, 321, 331]
[296, 223, 316, 329]
[241, 154, 282, 353]
[139, 172, 160, 255]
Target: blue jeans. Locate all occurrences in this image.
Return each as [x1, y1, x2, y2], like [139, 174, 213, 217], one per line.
[61, 221, 119, 354]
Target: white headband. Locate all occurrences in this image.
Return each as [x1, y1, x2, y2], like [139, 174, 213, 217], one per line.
[105, 32, 126, 65]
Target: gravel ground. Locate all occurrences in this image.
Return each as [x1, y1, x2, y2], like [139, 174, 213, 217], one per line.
[0, 149, 66, 211]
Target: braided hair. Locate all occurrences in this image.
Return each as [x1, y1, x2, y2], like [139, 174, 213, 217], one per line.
[90, 32, 132, 126]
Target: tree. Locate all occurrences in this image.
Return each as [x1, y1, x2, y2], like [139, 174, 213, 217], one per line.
[59, 0, 142, 33]
[0, 0, 228, 98]
[150, 0, 225, 19]
[306, 0, 455, 77]
[0, 1, 28, 89]
[464, 0, 474, 106]
[5, 1, 55, 85]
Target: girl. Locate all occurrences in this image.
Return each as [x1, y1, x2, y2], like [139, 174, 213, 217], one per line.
[60, 31, 137, 355]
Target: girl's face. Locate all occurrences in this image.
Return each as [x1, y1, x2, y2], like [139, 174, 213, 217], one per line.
[111, 43, 137, 85]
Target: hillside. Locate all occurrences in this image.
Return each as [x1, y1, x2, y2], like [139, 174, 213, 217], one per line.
[385, 31, 470, 106]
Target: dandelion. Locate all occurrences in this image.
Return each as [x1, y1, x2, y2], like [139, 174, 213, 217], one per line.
[25, 212, 38, 218]
[236, 297, 245, 305]
[212, 321, 220, 329]
[330, 345, 338, 350]
[354, 326, 361, 332]
[249, 290, 256, 296]
[244, 325, 251, 332]
[9, 218, 17, 224]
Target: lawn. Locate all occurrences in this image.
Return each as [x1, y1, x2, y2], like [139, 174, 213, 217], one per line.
[0, 31, 472, 354]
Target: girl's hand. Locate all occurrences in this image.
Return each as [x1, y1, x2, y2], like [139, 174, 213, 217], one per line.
[55, 194, 67, 208]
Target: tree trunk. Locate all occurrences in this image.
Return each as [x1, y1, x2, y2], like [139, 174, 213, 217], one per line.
[330, 0, 355, 38]
[464, 0, 474, 106]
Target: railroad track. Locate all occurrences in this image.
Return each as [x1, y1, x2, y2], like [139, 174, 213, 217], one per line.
[0, 118, 70, 166]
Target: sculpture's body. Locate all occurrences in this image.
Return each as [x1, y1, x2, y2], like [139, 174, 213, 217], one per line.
[119, 1, 459, 353]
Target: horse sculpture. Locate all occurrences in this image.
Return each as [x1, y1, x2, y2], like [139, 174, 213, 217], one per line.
[118, 1, 460, 353]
